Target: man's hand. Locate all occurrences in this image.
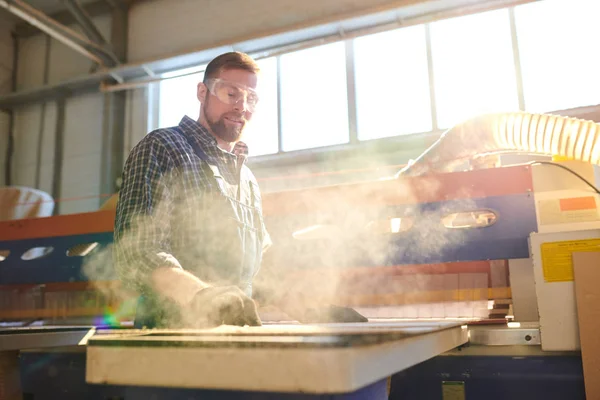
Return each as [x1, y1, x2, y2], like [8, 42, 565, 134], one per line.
[298, 305, 368, 324]
[188, 286, 262, 328]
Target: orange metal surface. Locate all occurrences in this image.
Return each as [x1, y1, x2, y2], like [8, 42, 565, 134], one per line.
[0, 210, 116, 241]
[0, 165, 533, 241]
[262, 165, 533, 216]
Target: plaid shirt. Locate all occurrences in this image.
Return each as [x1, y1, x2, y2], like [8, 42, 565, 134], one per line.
[114, 115, 269, 294]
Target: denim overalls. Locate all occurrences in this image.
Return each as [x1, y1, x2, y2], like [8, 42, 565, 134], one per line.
[133, 127, 265, 328]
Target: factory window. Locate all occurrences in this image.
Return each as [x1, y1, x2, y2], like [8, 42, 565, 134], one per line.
[240, 57, 279, 156]
[429, 8, 520, 129]
[514, 0, 600, 113]
[155, 0, 600, 159]
[158, 67, 204, 128]
[353, 25, 433, 140]
[279, 42, 350, 151]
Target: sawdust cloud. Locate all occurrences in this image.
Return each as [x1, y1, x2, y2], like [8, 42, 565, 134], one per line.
[80, 163, 480, 327]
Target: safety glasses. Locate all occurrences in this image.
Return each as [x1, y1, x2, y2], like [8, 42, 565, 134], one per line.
[205, 78, 259, 113]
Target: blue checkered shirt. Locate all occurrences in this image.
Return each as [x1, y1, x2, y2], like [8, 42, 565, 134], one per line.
[113, 115, 269, 294]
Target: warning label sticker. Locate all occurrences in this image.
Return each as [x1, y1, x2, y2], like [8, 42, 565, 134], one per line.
[538, 197, 599, 225]
[540, 239, 600, 282]
[442, 381, 465, 400]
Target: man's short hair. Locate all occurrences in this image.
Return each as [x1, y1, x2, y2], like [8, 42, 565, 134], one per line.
[203, 52, 260, 82]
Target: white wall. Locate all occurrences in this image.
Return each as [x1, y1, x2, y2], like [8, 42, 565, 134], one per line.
[127, 0, 424, 63]
[8, 15, 119, 214]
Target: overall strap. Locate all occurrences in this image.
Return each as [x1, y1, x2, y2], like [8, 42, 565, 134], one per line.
[173, 126, 226, 188]
[241, 165, 260, 209]
[173, 126, 211, 164]
[173, 126, 255, 206]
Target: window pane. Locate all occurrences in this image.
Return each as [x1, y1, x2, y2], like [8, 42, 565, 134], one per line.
[158, 67, 203, 128]
[515, 0, 600, 113]
[241, 57, 279, 156]
[430, 9, 519, 129]
[354, 25, 432, 140]
[280, 42, 349, 151]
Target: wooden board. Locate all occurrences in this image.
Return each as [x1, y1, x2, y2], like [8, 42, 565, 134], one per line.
[573, 251, 600, 400]
[86, 320, 468, 393]
[89, 319, 466, 340]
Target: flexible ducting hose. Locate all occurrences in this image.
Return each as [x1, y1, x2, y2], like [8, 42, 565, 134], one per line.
[396, 111, 600, 177]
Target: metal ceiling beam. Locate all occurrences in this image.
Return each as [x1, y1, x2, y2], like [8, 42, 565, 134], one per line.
[1, 0, 104, 65]
[61, 0, 107, 46]
[0, 70, 111, 108]
[61, 0, 121, 65]
[104, 0, 129, 11]
[0, 0, 119, 66]
[13, 0, 112, 38]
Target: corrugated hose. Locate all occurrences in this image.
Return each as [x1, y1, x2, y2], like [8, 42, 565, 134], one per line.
[396, 111, 600, 177]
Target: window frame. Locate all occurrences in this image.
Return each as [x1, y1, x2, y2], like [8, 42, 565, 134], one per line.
[150, 0, 596, 168]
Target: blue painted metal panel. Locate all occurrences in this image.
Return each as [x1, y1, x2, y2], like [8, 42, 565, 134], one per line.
[0, 232, 114, 285]
[0, 193, 537, 285]
[19, 351, 584, 400]
[19, 352, 388, 400]
[264, 192, 537, 269]
[387, 192, 537, 264]
[390, 354, 585, 400]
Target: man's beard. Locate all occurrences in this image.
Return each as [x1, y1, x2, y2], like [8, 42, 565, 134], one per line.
[207, 116, 244, 143]
[204, 97, 245, 143]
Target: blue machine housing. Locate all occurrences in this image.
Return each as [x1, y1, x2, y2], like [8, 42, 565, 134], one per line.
[0, 192, 537, 285]
[263, 192, 538, 270]
[19, 351, 389, 400]
[390, 353, 586, 400]
[0, 232, 115, 285]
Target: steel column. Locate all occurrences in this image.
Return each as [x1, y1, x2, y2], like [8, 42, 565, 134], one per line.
[52, 98, 66, 215]
[100, 4, 128, 199]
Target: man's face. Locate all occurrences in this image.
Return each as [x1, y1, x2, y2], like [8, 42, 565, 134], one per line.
[198, 68, 258, 144]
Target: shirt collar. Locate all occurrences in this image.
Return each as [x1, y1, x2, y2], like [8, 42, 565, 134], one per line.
[178, 115, 249, 158]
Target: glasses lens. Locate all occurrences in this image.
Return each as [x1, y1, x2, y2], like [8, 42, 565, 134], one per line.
[211, 80, 258, 112]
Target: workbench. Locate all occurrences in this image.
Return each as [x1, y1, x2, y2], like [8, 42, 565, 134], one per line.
[10, 321, 587, 399]
[0, 325, 95, 400]
[85, 319, 467, 398]
[0, 325, 94, 351]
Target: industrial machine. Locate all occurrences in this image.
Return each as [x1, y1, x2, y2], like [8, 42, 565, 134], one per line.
[1, 111, 599, 399]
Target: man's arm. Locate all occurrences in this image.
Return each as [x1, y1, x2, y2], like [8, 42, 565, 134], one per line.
[114, 135, 207, 305]
[151, 265, 209, 306]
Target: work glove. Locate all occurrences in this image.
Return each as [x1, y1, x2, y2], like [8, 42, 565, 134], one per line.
[299, 305, 368, 324]
[189, 286, 262, 328]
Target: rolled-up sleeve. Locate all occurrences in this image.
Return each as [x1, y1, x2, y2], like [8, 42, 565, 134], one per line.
[113, 136, 182, 294]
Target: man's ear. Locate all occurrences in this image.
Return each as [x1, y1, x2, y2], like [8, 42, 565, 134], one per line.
[197, 81, 207, 103]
